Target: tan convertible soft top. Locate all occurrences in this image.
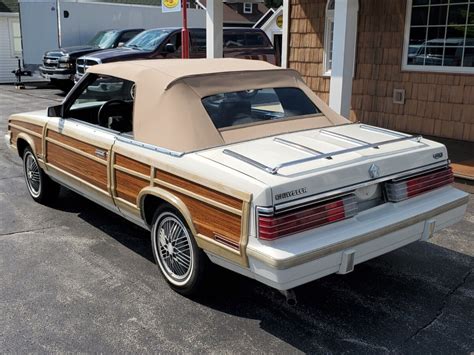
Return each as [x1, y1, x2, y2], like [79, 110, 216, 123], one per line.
[88, 59, 348, 152]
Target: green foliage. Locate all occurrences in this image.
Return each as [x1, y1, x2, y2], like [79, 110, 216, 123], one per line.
[264, 0, 283, 9]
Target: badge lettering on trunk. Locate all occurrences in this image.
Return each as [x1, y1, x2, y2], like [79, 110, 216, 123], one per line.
[369, 164, 380, 179]
[274, 188, 307, 201]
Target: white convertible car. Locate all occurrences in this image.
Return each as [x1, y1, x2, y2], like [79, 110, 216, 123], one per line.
[5, 59, 468, 299]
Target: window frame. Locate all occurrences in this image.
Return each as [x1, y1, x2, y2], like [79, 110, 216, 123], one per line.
[8, 17, 22, 57]
[63, 73, 135, 133]
[243, 2, 253, 14]
[402, 0, 474, 74]
[323, 0, 335, 76]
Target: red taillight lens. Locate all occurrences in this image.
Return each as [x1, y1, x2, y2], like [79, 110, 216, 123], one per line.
[258, 196, 357, 240]
[385, 167, 454, 202]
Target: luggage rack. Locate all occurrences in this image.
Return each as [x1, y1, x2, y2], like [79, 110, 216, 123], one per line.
[223, 127, 423, 175]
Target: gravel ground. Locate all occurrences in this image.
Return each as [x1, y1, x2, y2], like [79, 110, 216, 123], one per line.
[0, 83, 473, 353]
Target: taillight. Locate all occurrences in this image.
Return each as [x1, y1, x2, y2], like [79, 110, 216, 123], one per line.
[258, 195, 358, 240]
[385, 166, 454, 202]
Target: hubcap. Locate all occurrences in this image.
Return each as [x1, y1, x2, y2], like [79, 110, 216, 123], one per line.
[155, 214, 193, 284]
[24, 152, 41, 198]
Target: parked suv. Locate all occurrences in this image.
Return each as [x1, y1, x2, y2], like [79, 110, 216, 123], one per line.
[40, 28, 143, 90]
[75, 27, 276, 82]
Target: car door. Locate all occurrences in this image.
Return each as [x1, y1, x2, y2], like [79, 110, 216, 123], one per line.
[44, 74, 134, 212]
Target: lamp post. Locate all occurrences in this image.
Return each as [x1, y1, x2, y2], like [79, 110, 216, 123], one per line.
[182, 0, 189, 58]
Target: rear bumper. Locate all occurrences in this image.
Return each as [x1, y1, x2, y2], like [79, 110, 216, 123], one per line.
[243, 186, 468, 290]
[39, 66, 74, 80]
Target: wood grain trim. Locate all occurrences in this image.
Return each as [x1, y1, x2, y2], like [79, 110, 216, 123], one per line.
[11, 128, 43, 155]
[159, 185, 242, 244]
[115, 154, 150, 175]
[155, 169, 243, 210]
[114, 164, 150, 181]
[46, 163, 110, 197]
[9, 121, 43, 136]
[154, 178, 242, 216]
[46, 137, 107, 165]
[46, 130, 108, 161]
[115, 169, 149, 204]
[46, 142, 108, 191]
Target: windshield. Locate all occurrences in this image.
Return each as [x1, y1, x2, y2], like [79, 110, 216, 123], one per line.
[88, 30, 119, 49]
[124, 29, 171, 51]
[202, 87, 320, 129]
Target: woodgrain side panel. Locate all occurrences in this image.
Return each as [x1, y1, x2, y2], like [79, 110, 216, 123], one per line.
[115, 154, 150, 175]
[156, 169, 243, 210]
[159, 185, 242, 244]
[115, 170, 149, 204]
[10, 120, 43, 135]
[10, 127, 43, 155]
[47, 130, 107, 161]
[112, 159, 243, 244]
[46, 142, 108, 191]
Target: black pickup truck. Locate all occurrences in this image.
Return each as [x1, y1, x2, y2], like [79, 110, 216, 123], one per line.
[40, 29, 143, 90]
[75, 27, 277, 82]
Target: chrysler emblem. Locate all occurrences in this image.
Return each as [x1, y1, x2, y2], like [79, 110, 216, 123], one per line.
[369, 164, 380, 179]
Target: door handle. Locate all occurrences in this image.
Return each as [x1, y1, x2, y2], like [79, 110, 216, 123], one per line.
[95, 149, 107, 159]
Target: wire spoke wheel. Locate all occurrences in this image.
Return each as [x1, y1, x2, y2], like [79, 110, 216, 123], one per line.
[24, 151, 41, 198]
[154, 213, 193, 285]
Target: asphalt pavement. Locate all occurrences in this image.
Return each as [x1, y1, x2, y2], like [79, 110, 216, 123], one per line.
[0, 83, 473, 353]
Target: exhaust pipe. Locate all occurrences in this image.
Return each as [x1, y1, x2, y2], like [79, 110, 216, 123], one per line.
[279, 289, 297, 306]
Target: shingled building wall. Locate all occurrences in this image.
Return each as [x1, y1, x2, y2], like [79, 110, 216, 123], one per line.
[288, 0, 474, 142]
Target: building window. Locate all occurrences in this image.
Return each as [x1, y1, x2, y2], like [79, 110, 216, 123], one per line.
[323, 0, 335, 75]
[243, 2, 253, 14]
[403, 0, 474, 73]
[9, 18, 22, 57]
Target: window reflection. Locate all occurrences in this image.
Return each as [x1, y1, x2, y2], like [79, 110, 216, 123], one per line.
[406, 1, 474, 69]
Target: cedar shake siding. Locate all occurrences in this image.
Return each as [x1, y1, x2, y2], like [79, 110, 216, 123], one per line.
[289, 0, 331, 103]
[288, 0, 474, 142]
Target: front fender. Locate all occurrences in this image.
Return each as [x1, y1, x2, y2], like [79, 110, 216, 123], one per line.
[16, 132, 39, 157]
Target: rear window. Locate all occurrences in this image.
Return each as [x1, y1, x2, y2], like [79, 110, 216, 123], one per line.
[201, 88, 320, 129]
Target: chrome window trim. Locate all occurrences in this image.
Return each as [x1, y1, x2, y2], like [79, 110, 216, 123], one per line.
[115, 135, 184, 157]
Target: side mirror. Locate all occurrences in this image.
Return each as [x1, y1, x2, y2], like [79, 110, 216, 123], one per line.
[47, 104, 63, 117]
[164, 43, 176, 53]
[117, 42, 125, 48]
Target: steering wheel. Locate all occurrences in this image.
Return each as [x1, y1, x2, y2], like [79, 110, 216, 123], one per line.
[237, 89, 259, 99]
[97, 99, 127, 128]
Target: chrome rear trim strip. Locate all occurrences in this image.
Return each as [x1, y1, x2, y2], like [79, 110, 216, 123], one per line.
[320, 129, 370, 146]
[273, 134, 423, 174]
[359, 124, 408, 138]
[224, 132, 423, 175]
[273, 137, 327, 157]
[223, 149, 275, 173]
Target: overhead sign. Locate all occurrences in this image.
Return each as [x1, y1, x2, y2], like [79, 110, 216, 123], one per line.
[162, 0, 181, 13]
[276, 15, 283, 29]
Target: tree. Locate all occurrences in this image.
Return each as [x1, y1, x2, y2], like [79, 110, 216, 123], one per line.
[264, 0, 282, 9]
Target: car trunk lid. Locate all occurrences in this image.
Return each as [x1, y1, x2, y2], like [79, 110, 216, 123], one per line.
[197, 124, 448, 204]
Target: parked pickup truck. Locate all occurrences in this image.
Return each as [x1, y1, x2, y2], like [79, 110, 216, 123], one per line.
[40, 29, 143, 90]
[74, 27, 276, 82]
